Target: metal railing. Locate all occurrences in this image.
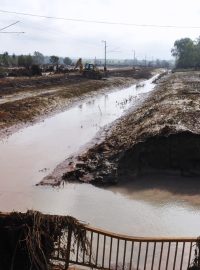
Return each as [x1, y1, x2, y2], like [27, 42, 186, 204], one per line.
[51, 224, 199, 270]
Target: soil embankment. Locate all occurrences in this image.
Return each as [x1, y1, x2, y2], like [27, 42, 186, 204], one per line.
[0, 68, 151, 137]
[53, 71, 200, 186]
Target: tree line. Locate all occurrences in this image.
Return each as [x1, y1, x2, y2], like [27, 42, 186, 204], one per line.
[0, 51, 72, 67]
[172, 37, 200, 69]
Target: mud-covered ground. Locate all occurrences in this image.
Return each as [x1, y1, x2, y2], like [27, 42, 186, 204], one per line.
[43, 71, 200, 186]
[0, 68, 151, 137]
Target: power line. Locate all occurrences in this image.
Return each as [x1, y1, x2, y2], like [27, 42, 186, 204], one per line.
[0, 31, 25, 33]
[0, 9, 200, 29]
[0, 20, 19, 31]
[0, 20, 24, 34]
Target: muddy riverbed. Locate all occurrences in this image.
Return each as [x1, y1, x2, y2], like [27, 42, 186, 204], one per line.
[1, 71, 200, 237]
[0, 69, 151, 136]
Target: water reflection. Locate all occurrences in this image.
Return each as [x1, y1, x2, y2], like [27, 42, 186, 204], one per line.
[108, 174, 200, 206]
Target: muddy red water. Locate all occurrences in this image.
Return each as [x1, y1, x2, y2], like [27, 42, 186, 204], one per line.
[0, 74, 200, 236]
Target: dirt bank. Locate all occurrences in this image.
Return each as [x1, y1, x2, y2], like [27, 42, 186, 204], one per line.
[44, 71, 200, 186]
[0, 68, 152, 137]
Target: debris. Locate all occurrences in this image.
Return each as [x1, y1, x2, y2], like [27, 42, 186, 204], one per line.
[0, 211, 88, 270]
[136, 83, 145, 88]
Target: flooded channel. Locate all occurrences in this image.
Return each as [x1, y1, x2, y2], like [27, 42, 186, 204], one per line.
[0, 75, 200, 237]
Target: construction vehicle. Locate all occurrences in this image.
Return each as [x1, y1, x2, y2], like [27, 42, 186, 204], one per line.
[74, 58, 83, 72]
[74, 58, 103, 79]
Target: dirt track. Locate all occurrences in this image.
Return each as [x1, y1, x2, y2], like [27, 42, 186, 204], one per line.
[0, 69, 151, 137]
[44, 70, 200, 186]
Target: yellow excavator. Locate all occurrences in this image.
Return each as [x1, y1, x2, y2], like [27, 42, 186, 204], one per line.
[74, 58, 103, 79]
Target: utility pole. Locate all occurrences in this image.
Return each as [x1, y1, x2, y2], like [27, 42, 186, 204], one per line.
[132, 50, 136, 68]
[102, 40, 107, 71]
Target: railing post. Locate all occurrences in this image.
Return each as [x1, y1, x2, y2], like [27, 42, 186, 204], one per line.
[197, 238, 200, 267]
[65, 225, 73, 270]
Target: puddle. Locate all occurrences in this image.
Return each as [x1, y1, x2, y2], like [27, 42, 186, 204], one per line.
[1, 74, 200, 236]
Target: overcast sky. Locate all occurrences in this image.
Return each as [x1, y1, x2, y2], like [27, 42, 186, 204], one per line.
[0, 0, 200, 60]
